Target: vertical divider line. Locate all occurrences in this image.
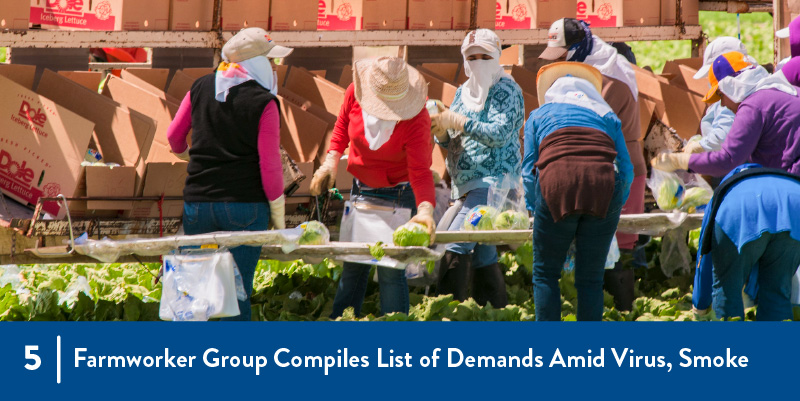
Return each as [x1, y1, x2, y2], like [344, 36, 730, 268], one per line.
[56, 335, 61, 384]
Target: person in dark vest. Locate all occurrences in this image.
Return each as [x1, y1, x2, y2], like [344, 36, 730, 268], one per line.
[167, 28, 293, 321]
[523, 62, 632, 321]
[693, 164, 800, 321]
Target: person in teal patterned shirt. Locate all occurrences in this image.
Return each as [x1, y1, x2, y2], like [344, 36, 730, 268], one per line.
[431, 29, 524, 307]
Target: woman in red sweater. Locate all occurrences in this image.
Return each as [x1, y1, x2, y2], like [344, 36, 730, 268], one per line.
[310, 57, 436, 318]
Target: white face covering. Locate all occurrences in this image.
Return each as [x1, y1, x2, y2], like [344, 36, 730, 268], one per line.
[544, 76, 614, 118]
[575, 36, 638, 100]
[718, 66, 798, 103]
[215, 55, 278, 102]
[362, 110, 397, 151]
[461, 39, 506, 112]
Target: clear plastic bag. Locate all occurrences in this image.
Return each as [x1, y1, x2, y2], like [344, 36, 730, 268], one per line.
[159, 249, 242, 321]
[488, 174, 530, 230]
[648, 153, 713, 213]
[563, 235, 620, 272]
[676, 173, 712, 213]
[462, 205, 498, 231]
[296, 221, 330, 246]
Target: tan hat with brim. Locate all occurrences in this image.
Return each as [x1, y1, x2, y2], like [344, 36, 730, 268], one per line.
[354, 57, 428, 121]
[222, 27, 294, 63]
[536, 62, 603, 106]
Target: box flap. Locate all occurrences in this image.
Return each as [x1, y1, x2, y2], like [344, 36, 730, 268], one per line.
[339, 65, 353, 89]
[166, 70, 197, 102]
[275, 64, 288, 87]
[123, 68, 171, 91]
[421, 63, 460, 83]
[638, 97, 657, 140]
[664, 63, 708, 97]
[278, 86, 338, 161]
[85, 165, 136, 209]
[58, 71, 103, 91]
[276, 94, 328, 163]
[418, 69, 457, 107]
[0, 64, 36, 90]
[180, 68, 214, 80]
[510, 65, 538, 99]
[284, 67, 346, 115]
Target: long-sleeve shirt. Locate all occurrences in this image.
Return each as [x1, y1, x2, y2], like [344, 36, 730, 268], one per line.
[698, 102, 735, 152]
[523, 103, 633, 213]
[689, 89, 800, 177]
[167, 91, 284, 202]
[328, 84, 435, 207]
[602, 76, 646, 177]
[436, 76, 524, 198]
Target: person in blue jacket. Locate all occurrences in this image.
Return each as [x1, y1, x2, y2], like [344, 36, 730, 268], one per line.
[693, 164, 800, 321]
[523, 62, 632, 321]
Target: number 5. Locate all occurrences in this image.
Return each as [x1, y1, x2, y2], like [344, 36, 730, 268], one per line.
[25, 346, 41, 370]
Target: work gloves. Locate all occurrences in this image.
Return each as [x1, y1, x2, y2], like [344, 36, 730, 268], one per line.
[172, 148, 190, 162]
[408, 201, 437, 243]
[431, 105, 467, 143]
[651, 153, 691, 172]
[682, 136, 705, 154]
[310, 151, 341, 196]
[268, 195, 286, 229]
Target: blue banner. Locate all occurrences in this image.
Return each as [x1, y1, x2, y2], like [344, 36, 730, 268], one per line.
[0, 322, 796, 399]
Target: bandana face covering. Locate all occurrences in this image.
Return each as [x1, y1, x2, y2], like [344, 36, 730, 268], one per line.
[362, 110, 397, 151]
[215, 56, 278, 102]
[462, 57, 504, 112]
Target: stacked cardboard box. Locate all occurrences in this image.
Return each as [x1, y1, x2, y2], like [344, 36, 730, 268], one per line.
[634, 62, 708, 141]
[222, 0, 270, 30]
[496, 0, 575, 30]
[30, 0, 169, 30]
[271, 0, 318, 31]
[577, 0, 661, 28]
[1, 0, 29, 29]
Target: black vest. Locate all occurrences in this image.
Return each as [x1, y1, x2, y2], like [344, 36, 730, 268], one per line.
[183, 75, 279, 202]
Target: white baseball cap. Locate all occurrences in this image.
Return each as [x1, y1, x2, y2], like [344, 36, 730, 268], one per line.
[693, 37, 749, 80]
[222, 28, 293, 63]
[539, 18, 587, 61]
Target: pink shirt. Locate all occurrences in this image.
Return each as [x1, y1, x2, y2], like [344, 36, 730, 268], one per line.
[167, 92, 284, 202]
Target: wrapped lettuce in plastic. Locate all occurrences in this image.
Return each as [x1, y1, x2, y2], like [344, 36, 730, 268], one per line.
[679, 187, 712, 213]
[392, 223, 431, 247]
[493, 210, 530, 230]
[463, 206, 497, 231]
[648, 169, 682, 211]
[297, 221, 330, 246]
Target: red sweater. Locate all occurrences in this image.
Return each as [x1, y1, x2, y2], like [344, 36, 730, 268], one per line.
[329, 85, 435, 207]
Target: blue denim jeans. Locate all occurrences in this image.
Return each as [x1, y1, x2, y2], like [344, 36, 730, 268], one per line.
[532, 177, 624, 321]
[711, 227, 800, 321]
[183, 202, 269, 321]
[330, 180, 416, 318]
[445, 187, 498, 269]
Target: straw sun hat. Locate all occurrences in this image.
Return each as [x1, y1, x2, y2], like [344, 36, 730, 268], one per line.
[353, 57, 428, 121]
[536, 62, 603, 106]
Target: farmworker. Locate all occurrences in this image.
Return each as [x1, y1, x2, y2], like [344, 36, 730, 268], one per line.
[539, 18, 644, 311]
[523, 62, 632, 321]
[683, 37, 753, 154]
[652, 52, 800, 177]
[775, 15, 800, 71]
[430, 29, 524, 307]
[692, 164, 800, 321]
[167, 28, 293, 321]
[309, 57, 436, 318]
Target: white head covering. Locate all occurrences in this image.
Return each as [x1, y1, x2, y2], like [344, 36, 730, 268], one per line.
[694, 37, 753, 80]
[717, 65, 797, 103]
[361, 110, 397, 151]
[215, 55, 278, 102]
[571, 36, 638, 100]
[460, 29, 509, 112]
[544, 76, 614, 118]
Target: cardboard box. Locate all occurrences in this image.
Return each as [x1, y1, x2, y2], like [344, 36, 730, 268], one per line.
[276, 94, 329, 163]
[421, 63, 459, 83]
[30, 0, 169, 31]
[496, 0, 575, 30]
[623, 0, 660, 26]
[417, 68, 457, 107]
[577, 0, 622, 28]
[169, 0, 214, 31]
[1, 0, 29, 29]
[58, 71, 103, 91]
[271, 0, 318, 31]
[122, 68, 171, 91]
[339, 65, 353, 88]
[665, 57, 703, 71]
[284, 67, 346, 115]
[222, 0, 270, 30]
[510, 65, 537, 100]
[125, 162, 187, 218]
[37, 70, 158, 209]
[275, 64, 288, 87]
[638, 97, 656, 140]
[0, 64, 36, 90]
[361, 0, 406, 30]
[431, 146, 448, 183]
[166, 70, 197, 103]
[0, 74, 94, 216]
[277, 86, 338, 161]
[662, 62, 707, 97]
[180, 68, 215, 81]
[452, 0, 495, 29]
[335, 158, 354, 191]
[661, 0, 698, 26]
[318, 0, 362, 30]
[408, 0, 452, 30]
[292, 160, 316, 195]
[634, 65, 706, 140]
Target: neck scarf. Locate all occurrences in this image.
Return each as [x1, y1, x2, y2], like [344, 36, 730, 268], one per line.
[566, 20, 594, 63]
[718, 65, 797, 103]
[461, 48, 506, 112]
[215, 56, 278, 102]
[544, 76, 614, 118]
[362, 110, 397, 151]
[572, 36, 638, 100]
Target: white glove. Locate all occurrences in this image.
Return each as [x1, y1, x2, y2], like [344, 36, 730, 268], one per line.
[683, 136, 705, 154]
[172, 148, 190, 162]
[431, 110, 467, 132]
[408, 201, 436, 243]
[268, 195, 286, 230]
[651, 153, 690, 172]
[692, 307, 710, 317]
[310, 151, 341, 196]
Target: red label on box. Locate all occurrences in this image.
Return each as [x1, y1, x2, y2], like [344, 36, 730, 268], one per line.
[317, 0, 357, 30]
[30, 4, 116, 30]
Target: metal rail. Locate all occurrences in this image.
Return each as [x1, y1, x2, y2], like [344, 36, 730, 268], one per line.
[699, 1, 774, 13]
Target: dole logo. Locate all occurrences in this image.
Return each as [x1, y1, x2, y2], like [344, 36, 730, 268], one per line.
[19, 101, 47, 128]
[0, 150, 35, 184]
[46, 0, 85, 15]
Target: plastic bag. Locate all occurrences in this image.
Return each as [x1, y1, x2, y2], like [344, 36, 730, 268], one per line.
[563, 235, 620, 272]
[488, 174, 530, 230]
[296, 221, 330, 246]
[159, 249, 242, 321]
[677, 173, 713, 213]
[647, 169, 683, 211]
[462, 205, 498, 231]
